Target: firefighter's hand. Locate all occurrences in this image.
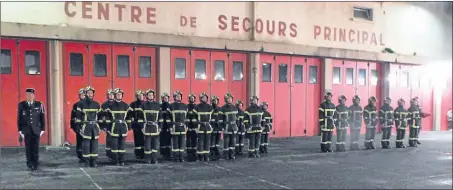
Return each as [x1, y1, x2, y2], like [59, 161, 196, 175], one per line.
[19, 131, 24, 138]
[40, 131, 44, 137]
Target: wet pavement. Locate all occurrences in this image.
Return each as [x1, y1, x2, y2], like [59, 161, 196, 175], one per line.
[1, 131, 451, 189]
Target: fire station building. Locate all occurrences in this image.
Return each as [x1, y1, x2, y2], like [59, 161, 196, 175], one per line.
[1, 2, 451, 146]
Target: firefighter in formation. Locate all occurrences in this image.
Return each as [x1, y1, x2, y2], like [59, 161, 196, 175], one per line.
[317, 92, 431, 153]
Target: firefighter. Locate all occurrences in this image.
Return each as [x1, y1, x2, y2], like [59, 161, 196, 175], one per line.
[18, 88, 46, 171]
[244, 96, 263, 158]
[394, 98, 408, 148]
[379, 97, 394, 149]
[71, 88, 86, 163]
[235, 100, 246, 156]
[219, 93, 239, 160]
[318, 92, 336, 153]
[260, 102, 272, 154]
[107, 88, 133, 166]
[141, 89, 162, 164]
[194, 92, 213, 161]
[159, 92, 172, 160]
[348, 95, 363, 151]
[334, 95, 348, 152]
[130, 90, 146, 159]
[99, 89, 114, 160]
[169, 91, 188, 162]
[412, 97, 431, 145]
[407, 98, 424, 147]
[75, 86, 101, 167]
[363, 96, 378, 150]
[186, 93, 198, 162]
[210, 95, 222, 160]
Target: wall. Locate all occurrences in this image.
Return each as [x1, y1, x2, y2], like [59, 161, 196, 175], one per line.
[1, 2, 451, 62]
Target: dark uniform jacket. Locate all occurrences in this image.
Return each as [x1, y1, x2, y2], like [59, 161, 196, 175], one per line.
[334, 104, 349, 130]
[219, 103, 239, 134]
[407, 105, 424, 128]
[211, 104, 221, 132]
[130, 100, 145, 129]
[75, 98, 102, 139]
[318, 100, 336, 132]
[105, 101, 133, 137]
[169, 101, 188, 133]
[236, 106, 245, 128]
[394, 106, 408, 130]
[159, 102, 172, 132]
[348, 104, 363, 129]
[363, 104, 378, 127]
[261, 110, 273, 133]
[187, 103, 197, 129]
[70, 100, 83, 132]
[140, 100, 162, 136]
[379, 104, 394, 128]
[18, 101, 45, 136]
[99, 100, 114, 130]
[193, 102, 214, 132]
[244, 103, 264, 133]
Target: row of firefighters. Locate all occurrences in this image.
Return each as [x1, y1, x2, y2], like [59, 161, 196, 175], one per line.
[319, 92, 430, 153]
[71, 86, 272, 167]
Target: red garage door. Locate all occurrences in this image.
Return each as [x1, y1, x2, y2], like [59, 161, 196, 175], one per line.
[191, 50, 210, 103]
[211, 51, 229, 105]
[441, 75, 452, 131]
[1, 39, 49, 146]
[134, 46, 157, 95]
[229, 53, 248, 105]
[259, 54, 321, 137]
[170, 49, 191, 103]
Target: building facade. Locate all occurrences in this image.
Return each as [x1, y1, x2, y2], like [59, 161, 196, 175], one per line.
[0, 1, 451, 146]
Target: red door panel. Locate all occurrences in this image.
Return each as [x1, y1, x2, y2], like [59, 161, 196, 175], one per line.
[343, 61, 357, 104]
[305, 58, 322, 136]
[170, 49, 190, 103]
[112, 45, 135, 142]
[63, 42, 89, 144]
[1, 39, 20, 146]
[229, 53, 248, 105]
[18, 40, 49, 145]
[259, 54, 275, 134]
[274, 55, 291, 137]
[440, 75, 452, 131]
[290, 56, 306, 137]
[413, 65, 434, 131]
[356, 61, 369, 134]
[89, 43, 112, 144]
[134, 46, 157, 94]
[190, 50, 210, 104]
[331, 59, 344, 101]
[210, 51, 229, 105]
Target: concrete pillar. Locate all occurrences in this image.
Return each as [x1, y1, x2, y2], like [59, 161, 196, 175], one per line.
[49, 40, 64, 146]
[158, 47, 171, 98]
[248, 53, 260, 100]
[322, 58, 333, 96]
[432, 84, 443, 131]
[381, 62, 391, 101]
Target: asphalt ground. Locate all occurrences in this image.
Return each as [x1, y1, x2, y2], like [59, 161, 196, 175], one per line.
[0, 131, 451, 189]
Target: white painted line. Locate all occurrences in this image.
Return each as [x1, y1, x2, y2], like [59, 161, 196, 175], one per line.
[80, 168, 102, 190]
[208, 163, 292, 189]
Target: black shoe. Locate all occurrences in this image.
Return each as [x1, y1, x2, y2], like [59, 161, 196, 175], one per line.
[401, 144, 406, 148]
[31, 165, 38, 171]
[255, 151, 260, 158]
[119, 162, 125, 166]
[115, 162, 120, 166]
[264, 146, 268, 153]
[146, 159, 152, 164]
[78, 159, 85, 163]
[416, 140, 421, 145]
[204, 155, 209, 162]
[249, 153, 255, 158]
[84, 160, 90, 167]
[90, 159, 97, 168]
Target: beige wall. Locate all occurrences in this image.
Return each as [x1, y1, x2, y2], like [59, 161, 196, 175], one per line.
[1, 2, 451, 61]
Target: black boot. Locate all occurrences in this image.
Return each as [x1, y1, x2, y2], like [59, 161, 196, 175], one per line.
[264, 145, 268, 153]
[259, 145, 265, 153]
[255, 150, 260, 158]
[341, 144, 346, 152]
[321, 144, 327, 153]
[336, 144, 342, 152]
[90, 158, 97, 168]
[178, 152, 184, 162]
[381, 141, 386, 149]
[229, 150, 235, 160]
[204, 155, 209, 161]
[152, 153, 158, 164]
[326, 144, 333, 152]
[370, 142, 376, 149]
[238, 146, 243, 155]
[386, 142, 391, 149]
[396, 142, 402, 148]
[249, 151, 255, 158]
[78, 158, 85, 163]
[416, 140, 421, 145]
[84, 158, 90, 167]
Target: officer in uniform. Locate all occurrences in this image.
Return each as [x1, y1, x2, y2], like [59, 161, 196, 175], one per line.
[159, 92, 172, 159]
[235, 100, 246, 156]
[407, 98, 424, 147]
[18, 88, 45, 171]
[130, 90, 146, 159]
[348, 95, 363, 150]
[210, 95, 222, 160]
[169, 91, 188, 162]
[334, 95, 348, 152]
[219, 93, 239, 160]
[99, 89, 114, 159]
[75, 86, 102, 167]
[186, 93, 198, 162]
[363, 96, 378, 149]
[260, 102, 272, 154]
[106, 88, 133, 166]
[244, 96, 263, 158]
[194, 92, 213, 161]
[318, 92, 336, 153]
[141, 89, 162, 164]
[394, 98, 408, 148]
[71, 88, 86, 162]
[379, 97, 394, 149]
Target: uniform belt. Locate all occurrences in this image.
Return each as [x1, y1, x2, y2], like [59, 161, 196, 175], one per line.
[146, 121, 158, 125]
[84, 121, 98, 124]
[225, 121, 236, 125]
[200, 122, 210, 125]
[174, 122, 185, 126]
[114, 120, 125, 123]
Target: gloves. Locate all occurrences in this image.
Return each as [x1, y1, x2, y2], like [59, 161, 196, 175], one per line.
[19, 131, 24, 138]
[40, 131, 44, 137]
